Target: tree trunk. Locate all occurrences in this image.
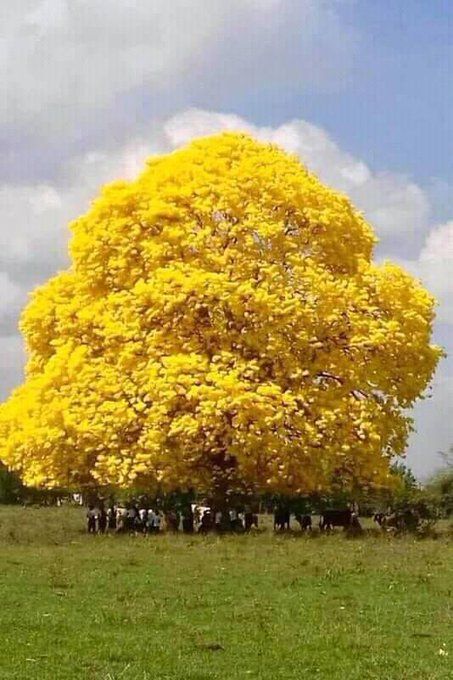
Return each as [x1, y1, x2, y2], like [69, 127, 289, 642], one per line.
[209, 451, 237, 532]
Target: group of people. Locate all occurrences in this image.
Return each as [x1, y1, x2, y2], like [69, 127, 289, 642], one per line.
[86, 501, 259, 535]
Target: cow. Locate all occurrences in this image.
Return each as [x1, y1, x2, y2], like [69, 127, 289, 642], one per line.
[295, 513, 312, 532]
[198, 509, 213, 533]
[377, 509, 419, 533]
[244, 509, 259, 532]
[319, 509, 361, 532]
[274, 506, 290, 531]
[192, 504, 210, 532]
[373, 512, 386, 527]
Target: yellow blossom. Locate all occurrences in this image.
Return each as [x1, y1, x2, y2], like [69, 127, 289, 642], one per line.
[0, 133, 442, 494]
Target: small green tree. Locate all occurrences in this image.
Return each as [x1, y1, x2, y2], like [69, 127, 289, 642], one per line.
[390, 462, 419, 495]
[425, 449, 453, 517]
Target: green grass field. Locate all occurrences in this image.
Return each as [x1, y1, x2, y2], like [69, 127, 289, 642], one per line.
[0, 507, 452, 680]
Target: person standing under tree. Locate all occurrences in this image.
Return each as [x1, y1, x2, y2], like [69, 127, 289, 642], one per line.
[86, 505, 96, 533]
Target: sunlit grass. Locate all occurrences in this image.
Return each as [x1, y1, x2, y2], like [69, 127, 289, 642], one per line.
[0, 506, 452, 679]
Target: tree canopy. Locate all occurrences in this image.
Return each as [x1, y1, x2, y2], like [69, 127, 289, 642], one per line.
[0, 133, 442, 496]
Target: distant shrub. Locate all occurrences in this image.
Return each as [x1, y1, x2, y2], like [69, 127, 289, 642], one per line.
[425, 468, 453, 518]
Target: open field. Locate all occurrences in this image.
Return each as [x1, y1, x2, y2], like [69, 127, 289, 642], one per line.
[0, 507, 452, 680]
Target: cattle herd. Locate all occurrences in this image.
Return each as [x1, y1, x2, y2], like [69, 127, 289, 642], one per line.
[86, 502, 260, 535]
[279, 507, 427, 533]
[85, 501, 419, 535]
[276, 507, 362, 532]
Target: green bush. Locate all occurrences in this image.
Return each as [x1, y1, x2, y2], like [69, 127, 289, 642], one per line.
[425, 468, 453, 517]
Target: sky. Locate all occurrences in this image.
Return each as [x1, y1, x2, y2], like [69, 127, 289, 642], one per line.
[1, 0, 452, 478]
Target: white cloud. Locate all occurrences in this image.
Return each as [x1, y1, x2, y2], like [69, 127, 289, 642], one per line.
[420, 220, 453, 261]
[1, 0, 356, 181]
[0, 185, 66, 267]
[0, 334, 24, 400]
[0, 273, 25, 325]
[398, 221, 453, 325]
[407, 375, 453, 479]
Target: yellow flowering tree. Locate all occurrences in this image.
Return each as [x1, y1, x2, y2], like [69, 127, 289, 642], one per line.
[0, 133, 442, 499]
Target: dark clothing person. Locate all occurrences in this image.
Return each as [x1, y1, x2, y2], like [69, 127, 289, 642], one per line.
[107, 506, 117, 531]
[245, 510, 259, 531]
[86, 506, 96, 533]
[138, 508, 148, 533]
[165, 510, 180, 532]
[199, 510, 213, 533]
[214, 510, 223, 532]
[126, 506, 137, 532]
[97, 507, 107, 534]
[182, 508, 194, 533]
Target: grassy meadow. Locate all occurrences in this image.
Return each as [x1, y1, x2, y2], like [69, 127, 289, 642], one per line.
[0, 506, 452, 680]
